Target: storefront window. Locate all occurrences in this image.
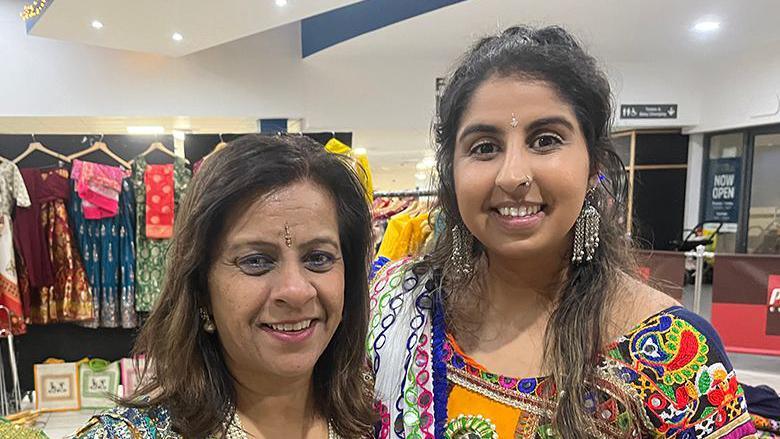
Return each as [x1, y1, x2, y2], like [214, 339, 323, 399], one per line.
[747, 133, 780, 254]
[704, 133, 744, 253]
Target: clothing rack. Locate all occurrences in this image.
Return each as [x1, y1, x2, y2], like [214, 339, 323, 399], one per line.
[373, 189, 437, 198]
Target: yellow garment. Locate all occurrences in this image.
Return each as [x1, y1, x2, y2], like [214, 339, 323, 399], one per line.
[377, 212, 430, 260]
[324, 138, 374, 202]
[408, 212, 430, 255]
[377, 213, 411, 260]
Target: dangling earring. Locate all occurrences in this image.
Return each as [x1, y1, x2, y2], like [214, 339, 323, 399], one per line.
[572, 188, 600, 264]
[449, 224, 474, 282]
[199, 308, 216, 333]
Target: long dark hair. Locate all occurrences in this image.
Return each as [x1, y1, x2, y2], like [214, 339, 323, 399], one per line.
[126, 134, 375, 438]
[425, 26, 634, 436]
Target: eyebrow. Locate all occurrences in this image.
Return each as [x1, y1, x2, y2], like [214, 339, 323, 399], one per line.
[526, 117, 575, 133]
[457, 116, 576, 142]
[457, 124, 502, 142]
[224, 236, 340, 252]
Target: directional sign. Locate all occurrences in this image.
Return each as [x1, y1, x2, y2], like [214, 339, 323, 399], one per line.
[620, 104, 678, 119]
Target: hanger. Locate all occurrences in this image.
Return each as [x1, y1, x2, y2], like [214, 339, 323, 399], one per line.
[67, 135, 130, 168]
[13, 135, 72, 164]
[202, 134, 229, 162]
[130, 141, 189, 164]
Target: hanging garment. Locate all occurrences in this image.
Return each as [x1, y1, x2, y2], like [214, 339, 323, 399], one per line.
[14, 169, 56, 289]
[132, 156, 190, 312]
[0, 160, 31, 334]
[143, 164, 175, 239]
[70, 177, 137, 328]
[17, 169, 93, 324]
[71, 160, 128, 219]
[192, 157, 204, 174]
[376, 211, 430, 261]
[324, 138, 375, 202]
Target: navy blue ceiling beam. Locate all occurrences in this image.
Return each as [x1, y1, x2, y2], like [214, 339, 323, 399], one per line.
[301, 0, 467, 58]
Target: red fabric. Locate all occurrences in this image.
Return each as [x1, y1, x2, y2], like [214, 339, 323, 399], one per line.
[14, 168, 69, 288]
[144, 164, 174, 239]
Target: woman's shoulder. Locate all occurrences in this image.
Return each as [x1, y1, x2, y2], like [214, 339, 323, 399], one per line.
[603, 304, 757, 437]
[74, 404, 178, 439]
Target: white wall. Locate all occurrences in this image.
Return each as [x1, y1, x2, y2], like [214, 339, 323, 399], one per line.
[608, 61, 702, 129]
[690, 42, 780, 133]
[0, 5, 305, 118]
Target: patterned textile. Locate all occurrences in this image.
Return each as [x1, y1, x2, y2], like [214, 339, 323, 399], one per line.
[143, 164, 175, 239]
[75, 404, 242, 438]
[70, 178, 137, 328]
[0, 159, 30, 334]
[31, 197, 94, 323]
[752, 413, 780, 438]
[368, 258, 758, 438]
[71, 159, 128, 219]
[131, 156, 190, 312]
[19, 169, 93, 324]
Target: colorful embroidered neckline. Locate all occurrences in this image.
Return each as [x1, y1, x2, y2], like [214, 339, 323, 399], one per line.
[444, 333, 553, 397]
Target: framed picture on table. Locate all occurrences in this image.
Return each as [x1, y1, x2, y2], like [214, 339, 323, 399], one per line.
[79, 359, 121, 408]
[34, 361, 80, 412]
[120, 356, 153, 398]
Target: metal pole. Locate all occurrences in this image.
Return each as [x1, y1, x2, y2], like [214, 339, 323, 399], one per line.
[693, 245, 705, 315]
[7, 335, 21, 413]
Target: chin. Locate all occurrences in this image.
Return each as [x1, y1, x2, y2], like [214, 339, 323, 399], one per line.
[267, 353, 322, 377]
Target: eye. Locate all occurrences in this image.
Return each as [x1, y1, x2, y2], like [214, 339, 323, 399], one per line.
[468, 140, 500, 158]
[530, 133, 564, 151]
[235, 254, 274, 276]
[304, 251, 337, 273]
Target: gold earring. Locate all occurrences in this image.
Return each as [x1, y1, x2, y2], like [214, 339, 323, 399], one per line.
[199, 308, 216, 333]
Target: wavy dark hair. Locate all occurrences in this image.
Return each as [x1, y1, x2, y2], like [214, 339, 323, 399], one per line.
[424, 26, 635, 437]
[125, 134, 375, 438]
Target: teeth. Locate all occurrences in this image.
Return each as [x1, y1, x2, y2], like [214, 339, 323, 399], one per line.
[497, 205, 540, 218]
[268, 319, 312, 332]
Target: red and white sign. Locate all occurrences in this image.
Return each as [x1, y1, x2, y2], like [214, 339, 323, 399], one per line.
[767, 275, 780, 336]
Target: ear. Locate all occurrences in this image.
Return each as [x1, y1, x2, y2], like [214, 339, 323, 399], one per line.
[588, 164, 603, 189]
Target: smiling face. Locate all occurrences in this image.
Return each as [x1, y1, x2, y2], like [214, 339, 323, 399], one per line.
[453, 76, 593, 262]
[207, 180, 344, 381]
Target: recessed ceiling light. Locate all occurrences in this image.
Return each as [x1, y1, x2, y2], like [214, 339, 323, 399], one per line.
[693, 20, 720, 32]
[172, 32, 184, 42]
[275, 0, 288, 6]
[127, 126, 165, 135]
[91, 20, 103, 29]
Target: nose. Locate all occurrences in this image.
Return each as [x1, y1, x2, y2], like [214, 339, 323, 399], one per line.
[495, 141, 533, 196]
[272, 261, 317, 309]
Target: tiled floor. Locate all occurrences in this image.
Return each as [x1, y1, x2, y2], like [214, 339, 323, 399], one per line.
[32, 284, 780, 438]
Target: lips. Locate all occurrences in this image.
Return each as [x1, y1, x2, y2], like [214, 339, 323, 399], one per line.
[262, 319, 314, 333]
[495, 205, 542, 218]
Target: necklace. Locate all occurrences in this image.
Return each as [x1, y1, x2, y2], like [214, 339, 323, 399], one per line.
[228, 413, 340, 439]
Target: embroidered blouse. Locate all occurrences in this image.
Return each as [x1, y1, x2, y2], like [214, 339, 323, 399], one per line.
[368, 258, 757, 438]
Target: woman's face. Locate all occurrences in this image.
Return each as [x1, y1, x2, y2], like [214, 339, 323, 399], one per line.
[208, 180, 344, 381]
[453, 76, 592, 262]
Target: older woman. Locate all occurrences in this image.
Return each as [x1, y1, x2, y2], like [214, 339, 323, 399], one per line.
[77, 134, 375, 438]
[369, 26, 757, 438]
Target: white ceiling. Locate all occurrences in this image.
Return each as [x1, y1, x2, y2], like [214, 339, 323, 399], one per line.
[29, 0, 362, 57]
[309, 0, 780, 64]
